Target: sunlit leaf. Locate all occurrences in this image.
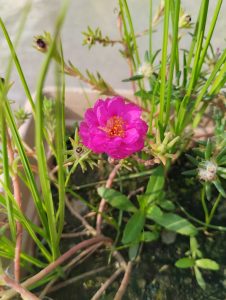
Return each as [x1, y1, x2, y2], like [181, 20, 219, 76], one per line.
[195, 259, 219, 270]
[140, 231, 159, 242]
[145, 165, 165, 204]
[97, 187, 137, 212]
[194, 266, 206, 290]
[147, 205, 197, 236]
[122, 211, 145, 244]
[175, 257, 195, 268]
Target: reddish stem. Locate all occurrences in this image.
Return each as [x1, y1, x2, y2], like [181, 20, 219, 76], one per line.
[91, 268, 123, 300]
[6, 129, 23, 283]
[96, 164, 121, 234]
[1, 274, 40, 300]
[1, 236, 110, 300]
[114, 262, 133, 300]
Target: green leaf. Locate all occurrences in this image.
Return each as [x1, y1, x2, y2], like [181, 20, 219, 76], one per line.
[122, 211, 145, 244]
[216, 147, 226, 164]
[135, 89, 152, 100]
[140, 231, 159, 242]
[145, 165, 165, 204]
[159, 200, 175, 211]
[97, 187, 137, 212]
[204, 182, 211, 201]
[194, 266, 206, 290]
[175, 257, 195, 268]
[205, 139, 212, 160]
[185, 154, 199, 166]
[190, 237, 199, 256]
[147, 205, 197, 236]
[129, 243, 140, 261]
[122, 74, 144, 82]
[213, 180, 226, 197]
[182, 169, 197, 176]
[195, 259, 219, 270]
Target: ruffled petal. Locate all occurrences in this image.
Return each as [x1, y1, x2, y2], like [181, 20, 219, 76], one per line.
[124, 128, 139, 144]
[84, 108, 99, 126]
[107, 97, 125, 117]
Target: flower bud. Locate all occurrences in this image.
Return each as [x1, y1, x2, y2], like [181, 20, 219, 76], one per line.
[138, 62, 153, 78]
[34, 36, 49, 53]
[179, 13, 191, 28]
[198, 161, 217, 182]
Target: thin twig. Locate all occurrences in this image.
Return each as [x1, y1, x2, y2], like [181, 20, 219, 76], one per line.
[49, 265, 111, 294]
[114, 261, 133, 300]
[91, 267, 124, 300]
[0, 274, 40, 300]
[61, 231, 88, 238]
[6, 129, 23, 283]
[39, 242, 103, 298]
[112, 251, 127, 270]
[64, 194, 127, 270]
[65, 195, 97, 236]
[0, 237, 109, 300]
[65, 243, 102, 272]
[96, 164, 121, 234]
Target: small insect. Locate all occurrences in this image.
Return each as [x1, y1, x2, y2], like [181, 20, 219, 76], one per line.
[75, 146, 83, 154]
[34, 36, 48, 52]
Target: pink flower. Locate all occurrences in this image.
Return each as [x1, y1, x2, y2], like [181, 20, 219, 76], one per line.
[79, 97, 148, 159]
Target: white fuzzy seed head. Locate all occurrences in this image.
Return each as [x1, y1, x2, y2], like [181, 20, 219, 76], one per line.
[198, 161, 217, 182]
[138, 62, 153, 78]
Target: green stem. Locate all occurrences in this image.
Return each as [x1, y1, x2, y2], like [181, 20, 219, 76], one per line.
[159, 0, 170, 126]
[35, 0, 69, 260]
[149, 0, 153, 61]
[201, 187, 209, 224]
[0, 98, 16, 240]
[70, 169, 155, 190]
[177, 201, 226, 232]
[176, 0, 209, 134]
[165, 0, 180, 127]
[207, 194, 222, 225]
[55, 43, 66, 244]
[0, 17, 35, 113]
[122, 0, 141, 67]
[196, 0, 223, 76]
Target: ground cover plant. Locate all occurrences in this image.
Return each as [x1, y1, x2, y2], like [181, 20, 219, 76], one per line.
[0, 0, 226, 299]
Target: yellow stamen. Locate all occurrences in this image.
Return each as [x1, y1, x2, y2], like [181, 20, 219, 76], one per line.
[103, 116, 125, 138]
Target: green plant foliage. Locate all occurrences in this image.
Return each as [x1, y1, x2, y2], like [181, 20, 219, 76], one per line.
[175, 257, 195, 268]
[97, 187, 137, 212]
[194, 266, 206, 290]
[147, 205, 197, 236]
[195, 259, 219, 270]
[122, 211, 146, 244]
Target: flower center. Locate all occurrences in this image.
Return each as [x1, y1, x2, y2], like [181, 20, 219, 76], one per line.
[105, 116, 125, 138]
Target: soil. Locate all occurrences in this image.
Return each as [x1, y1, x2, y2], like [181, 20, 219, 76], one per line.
[41, 149, 226, 300]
